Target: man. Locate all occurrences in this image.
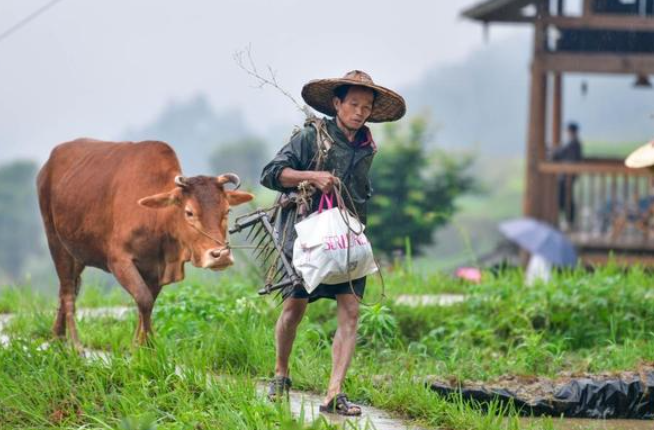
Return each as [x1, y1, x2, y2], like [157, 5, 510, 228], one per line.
[260, 70, 405, 416]
[552, 122, 583, 226]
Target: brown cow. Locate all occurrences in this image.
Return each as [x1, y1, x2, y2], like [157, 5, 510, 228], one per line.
[37, 139, 254, 347]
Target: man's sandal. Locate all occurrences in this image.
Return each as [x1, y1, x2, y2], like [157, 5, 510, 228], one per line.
[319, 393, 362, 416]
[267, 375, 292, 402]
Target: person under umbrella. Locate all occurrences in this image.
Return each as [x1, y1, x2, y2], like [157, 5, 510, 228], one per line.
[499, 217, 578, 285]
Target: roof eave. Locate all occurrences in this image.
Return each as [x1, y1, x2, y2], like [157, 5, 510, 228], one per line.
[461, 0, 539, 24]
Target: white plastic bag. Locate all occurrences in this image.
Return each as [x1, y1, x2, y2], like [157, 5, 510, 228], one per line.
[292, 194, 377, 293]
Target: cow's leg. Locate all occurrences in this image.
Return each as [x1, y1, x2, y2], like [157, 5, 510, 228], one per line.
[45, 233, 84, 346]
[108, 259, 154, 345]
[55, 262, 84, 347]
[133, 313, 144, 345]
[39, 198, 83, 343]
[139, 284, 162, 344]
[63, 269, 84, 350]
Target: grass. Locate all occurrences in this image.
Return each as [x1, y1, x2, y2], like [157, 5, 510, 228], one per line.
[0, 340, 324, 430]
[1, 263, 653, 429]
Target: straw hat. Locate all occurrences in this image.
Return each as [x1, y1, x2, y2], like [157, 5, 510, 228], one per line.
[301, 70, 406, 123]
[625, 140, 654, 168]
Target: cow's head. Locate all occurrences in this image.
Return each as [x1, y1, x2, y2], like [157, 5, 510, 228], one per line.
[138, 173, 254, 270]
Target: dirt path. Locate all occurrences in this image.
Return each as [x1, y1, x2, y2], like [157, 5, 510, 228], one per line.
[522, 417, 654, 430]
[395, 294, 467, 307]
[260, 386, 424, 430]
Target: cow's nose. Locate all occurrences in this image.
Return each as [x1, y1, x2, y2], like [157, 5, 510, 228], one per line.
[203, 248, 233, 269]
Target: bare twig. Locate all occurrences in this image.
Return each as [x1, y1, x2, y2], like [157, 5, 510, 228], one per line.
[234, 45, 313, 117]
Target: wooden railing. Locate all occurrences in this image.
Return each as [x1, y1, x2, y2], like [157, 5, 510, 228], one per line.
[538, 160, 654, 251]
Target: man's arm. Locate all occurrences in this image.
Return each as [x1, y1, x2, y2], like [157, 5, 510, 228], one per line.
[278, 168, 337, 194]
[260, 126, 337, 193]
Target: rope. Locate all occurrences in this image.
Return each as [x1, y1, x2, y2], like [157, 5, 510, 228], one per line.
[330, 179, 386, 306]
[189, 219, 276, 251]
[189, 223, 229, 252]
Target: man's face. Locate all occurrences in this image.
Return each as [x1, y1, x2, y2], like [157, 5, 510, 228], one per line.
[333, 86, 375, 132]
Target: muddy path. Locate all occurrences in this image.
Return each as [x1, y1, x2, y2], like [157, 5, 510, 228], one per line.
[523, 417, 654, 430]
[429, 366, 654, 406]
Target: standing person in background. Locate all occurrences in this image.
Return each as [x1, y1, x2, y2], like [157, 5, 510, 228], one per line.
[552, 122, 583, 227]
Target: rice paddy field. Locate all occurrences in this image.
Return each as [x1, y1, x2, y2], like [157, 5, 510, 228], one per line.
[1, 262, 654, 430]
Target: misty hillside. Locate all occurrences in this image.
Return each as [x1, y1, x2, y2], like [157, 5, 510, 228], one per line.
[403, 33, 654, 155]
[118, 32, 654, 175]
[122, 95, 252, 175]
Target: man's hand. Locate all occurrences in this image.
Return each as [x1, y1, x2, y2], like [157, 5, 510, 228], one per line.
[278, 168, 338, 193]
[310, 171, 338, 194]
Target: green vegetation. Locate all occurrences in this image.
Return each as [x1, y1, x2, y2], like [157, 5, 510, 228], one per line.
[423, 156, 524, 271]
[0, 160, 44, 283]
[368, 116, 476, 256]
[1, 263, 653, 429]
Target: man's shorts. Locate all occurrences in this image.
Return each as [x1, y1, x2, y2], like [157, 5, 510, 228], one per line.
[283, 276, 366, 303]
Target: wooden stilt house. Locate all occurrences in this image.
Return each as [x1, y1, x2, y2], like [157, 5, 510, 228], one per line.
[463, 0, 654, 265]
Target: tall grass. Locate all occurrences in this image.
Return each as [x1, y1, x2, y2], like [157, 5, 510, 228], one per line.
[1, 264, 653, 428]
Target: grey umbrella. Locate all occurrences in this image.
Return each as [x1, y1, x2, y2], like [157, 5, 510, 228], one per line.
[498, 217, 577, 267]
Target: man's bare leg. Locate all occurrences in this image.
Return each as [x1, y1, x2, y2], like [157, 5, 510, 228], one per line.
[275, 297, 308, 377]
[324, 294, 360, 406]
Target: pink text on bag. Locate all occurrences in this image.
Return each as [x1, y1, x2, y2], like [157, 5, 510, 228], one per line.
[323, 232, 369, 251]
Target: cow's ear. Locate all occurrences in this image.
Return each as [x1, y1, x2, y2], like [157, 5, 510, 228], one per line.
[138, 189, 182, 209]
[225, 190, 254, 206]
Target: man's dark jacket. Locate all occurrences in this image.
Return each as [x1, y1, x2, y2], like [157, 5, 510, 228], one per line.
[260, 117, 376, 257]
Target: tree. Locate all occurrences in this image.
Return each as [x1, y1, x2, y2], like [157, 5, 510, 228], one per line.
[366, 116, 476, 256]
[209, 137, 270, 190]
[0, 160, 43, 281]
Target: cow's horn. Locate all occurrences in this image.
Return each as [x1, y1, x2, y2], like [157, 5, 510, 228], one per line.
[174, 175, 188, 188]
[217, 173, 241, 190]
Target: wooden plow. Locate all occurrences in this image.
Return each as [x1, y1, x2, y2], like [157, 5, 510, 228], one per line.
[229, 194, 304, 296]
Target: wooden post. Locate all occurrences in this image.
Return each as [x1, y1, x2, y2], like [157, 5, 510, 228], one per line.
[524, 69, 549, 219]
[546, 72, 563, 228]
[524, 9, 549, 221]
[583, 0, 593, 16]
[552, 73, 563, 148]
[545, 71, 564, 230]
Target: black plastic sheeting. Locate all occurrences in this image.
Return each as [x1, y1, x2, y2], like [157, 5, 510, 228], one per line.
[430, 374, 654, 419]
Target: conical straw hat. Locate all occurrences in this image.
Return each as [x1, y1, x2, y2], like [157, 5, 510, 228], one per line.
[625, 140, 654, 168]
[301, 70, 406, 123]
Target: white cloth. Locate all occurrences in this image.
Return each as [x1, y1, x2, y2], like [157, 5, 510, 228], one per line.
[525, 254, 552, 286]
[292, 203, 377, 293]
